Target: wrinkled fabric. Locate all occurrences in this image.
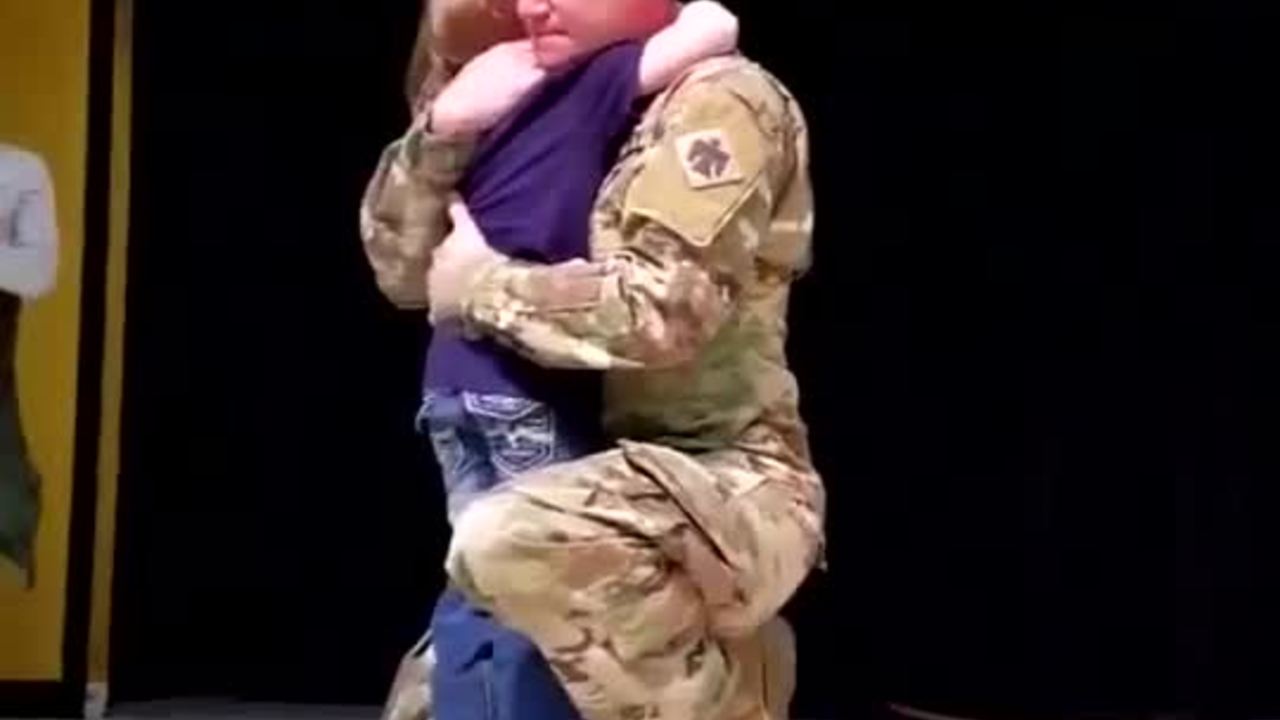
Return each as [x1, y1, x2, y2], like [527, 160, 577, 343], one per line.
[446, 432, 821, 720]
[421, 389, 594, 720]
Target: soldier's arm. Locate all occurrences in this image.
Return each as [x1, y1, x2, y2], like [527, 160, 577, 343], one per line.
[359, 111, 474, 310]
[459, 78, 790, 370]
[0, 152, 58, 300]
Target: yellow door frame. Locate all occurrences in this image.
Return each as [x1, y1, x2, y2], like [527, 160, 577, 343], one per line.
[0, 0, 130, 715]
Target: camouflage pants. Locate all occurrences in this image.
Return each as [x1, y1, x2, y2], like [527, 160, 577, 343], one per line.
[0, 291, 38, 586]
[445, 439, 824, 720]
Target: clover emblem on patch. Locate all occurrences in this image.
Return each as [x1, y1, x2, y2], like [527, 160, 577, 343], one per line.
[676, 129, 744, 190]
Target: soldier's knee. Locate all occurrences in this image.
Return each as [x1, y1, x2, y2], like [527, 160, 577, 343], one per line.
[445, 491, 527, 596]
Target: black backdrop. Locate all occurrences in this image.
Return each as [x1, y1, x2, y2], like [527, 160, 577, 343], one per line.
[111, 1, 1280, 717]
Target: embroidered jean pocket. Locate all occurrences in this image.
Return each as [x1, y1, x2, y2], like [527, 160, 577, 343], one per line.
[428, 427, 469, 493]
[417, 392, 470, 492]
[463, 393, 555, 480]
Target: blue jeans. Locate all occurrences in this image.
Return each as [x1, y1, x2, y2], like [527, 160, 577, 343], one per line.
[418, 390, 593, 720]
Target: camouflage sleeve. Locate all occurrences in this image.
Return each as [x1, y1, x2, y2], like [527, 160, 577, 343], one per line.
[461, 76, 792, 370]
[359, 114, 475, 309]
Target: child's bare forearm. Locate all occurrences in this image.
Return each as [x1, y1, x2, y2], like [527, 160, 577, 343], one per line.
[637, 1, 739, 95]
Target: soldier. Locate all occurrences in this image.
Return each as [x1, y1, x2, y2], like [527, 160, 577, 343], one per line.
[361, 1, 822, 718]
[0, 143, 58, 588]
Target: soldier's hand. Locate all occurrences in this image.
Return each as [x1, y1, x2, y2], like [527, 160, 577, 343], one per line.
[428, 199, 506, 324]
[430, 40, 546, 138]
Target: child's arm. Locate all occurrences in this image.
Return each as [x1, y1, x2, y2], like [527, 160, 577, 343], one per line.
[637, 1, 739, 96]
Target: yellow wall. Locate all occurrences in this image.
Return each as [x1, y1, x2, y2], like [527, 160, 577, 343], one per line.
[89, 0, 133, 685]
[0, 0, 92, 681]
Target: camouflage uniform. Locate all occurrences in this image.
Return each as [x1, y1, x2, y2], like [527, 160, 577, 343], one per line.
[362, 56, 823, 720]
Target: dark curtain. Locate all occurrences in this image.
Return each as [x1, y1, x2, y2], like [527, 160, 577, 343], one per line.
[112, 1, 1280, 717]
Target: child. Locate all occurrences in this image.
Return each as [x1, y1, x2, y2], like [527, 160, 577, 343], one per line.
[405, 2, 741, 720]
[423, 0, 740, 522]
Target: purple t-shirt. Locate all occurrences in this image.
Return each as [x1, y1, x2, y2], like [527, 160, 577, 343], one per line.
[424, 42, 643, 413]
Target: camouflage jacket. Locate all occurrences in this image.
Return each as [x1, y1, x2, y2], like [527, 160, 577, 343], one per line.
[360, 56, 821, 493]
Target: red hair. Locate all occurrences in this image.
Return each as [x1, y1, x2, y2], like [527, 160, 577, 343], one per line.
[404, 0, 524, 110]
